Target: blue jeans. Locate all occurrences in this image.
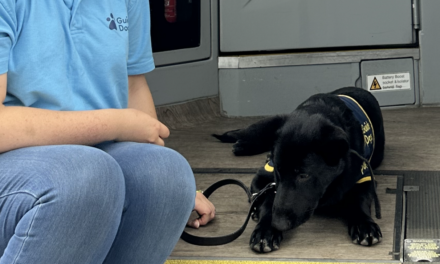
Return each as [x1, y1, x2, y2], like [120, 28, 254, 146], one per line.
[0, 142, 195, 264]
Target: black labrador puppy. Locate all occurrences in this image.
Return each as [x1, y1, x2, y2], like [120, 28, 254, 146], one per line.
[213, 87, 385, 253]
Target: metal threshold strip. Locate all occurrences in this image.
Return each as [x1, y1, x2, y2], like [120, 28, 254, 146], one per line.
[218, 48, 420, 69]
[166, 260, 398, 264]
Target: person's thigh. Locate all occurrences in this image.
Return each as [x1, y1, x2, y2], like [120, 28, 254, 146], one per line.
[97, 142, 196, 264]
[0, 145, 125, 264]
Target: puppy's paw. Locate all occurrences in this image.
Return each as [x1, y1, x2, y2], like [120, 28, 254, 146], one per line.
[349, 220, 382, 246]
[232, 140, 257, 156]
[249, 225, 283, 253]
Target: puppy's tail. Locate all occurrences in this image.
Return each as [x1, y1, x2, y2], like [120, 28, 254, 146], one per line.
[212, 129, 241, 143]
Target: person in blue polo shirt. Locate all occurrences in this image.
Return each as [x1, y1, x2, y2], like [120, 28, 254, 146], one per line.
[0, 1, 215, 263]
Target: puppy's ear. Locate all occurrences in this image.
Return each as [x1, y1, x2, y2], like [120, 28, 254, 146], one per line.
[318, 125, 349, 166]
[213, 115, 287, 156]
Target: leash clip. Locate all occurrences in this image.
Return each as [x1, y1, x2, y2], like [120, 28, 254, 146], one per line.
[251, 182, 276, 203]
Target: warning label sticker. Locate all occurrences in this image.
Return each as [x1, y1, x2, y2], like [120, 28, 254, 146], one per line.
[367, 72, 411, 92]
[404, 239, 440, 262]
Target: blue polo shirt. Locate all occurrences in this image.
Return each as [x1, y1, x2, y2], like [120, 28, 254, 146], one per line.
[0, 0, 155, 110]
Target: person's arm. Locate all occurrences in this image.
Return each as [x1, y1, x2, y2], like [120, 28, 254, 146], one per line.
[0, 73, 169, 153]
[128, 74, 170, 146]
[128, 74, 157, 119]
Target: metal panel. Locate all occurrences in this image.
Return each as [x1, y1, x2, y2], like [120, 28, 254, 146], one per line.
[146, 59, 218, 106]
[361, 59, 416, 107]
[219, 63, 359, 117]
[419, 1, 440, 105]
[220, 0, 414, 52]
[218, 52, 419, 116]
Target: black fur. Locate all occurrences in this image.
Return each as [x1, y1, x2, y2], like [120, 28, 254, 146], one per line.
[213, 87, 385, 253]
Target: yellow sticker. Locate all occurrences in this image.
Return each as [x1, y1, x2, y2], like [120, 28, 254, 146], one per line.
[370, 77, 382, 90]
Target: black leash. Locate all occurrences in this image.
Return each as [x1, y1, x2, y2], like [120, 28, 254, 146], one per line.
[180, 179, 276, 246]
[349, 149, 382, 219]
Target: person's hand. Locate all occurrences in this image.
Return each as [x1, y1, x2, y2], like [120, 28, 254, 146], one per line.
[187, 192, 215, 228]
[115, 108, 170, 146]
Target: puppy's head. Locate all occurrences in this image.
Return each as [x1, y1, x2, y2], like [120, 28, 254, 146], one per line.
[271, 114, 349, 231]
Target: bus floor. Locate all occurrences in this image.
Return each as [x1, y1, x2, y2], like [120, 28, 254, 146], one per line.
[161, 105, 440, 263]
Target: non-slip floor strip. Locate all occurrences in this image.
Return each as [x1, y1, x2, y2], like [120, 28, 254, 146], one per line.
[166, 260, 396, 264]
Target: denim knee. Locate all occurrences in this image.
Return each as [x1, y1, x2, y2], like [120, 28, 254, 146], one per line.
[30, 145, 126, 214]
[98, 142, 196, 210]
[154, 146, 196, 209]
[99, 143, 196, 264]
[0, 145, 126, 264]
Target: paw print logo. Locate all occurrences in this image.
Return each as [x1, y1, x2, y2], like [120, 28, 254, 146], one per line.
[107, 13, 117, 30]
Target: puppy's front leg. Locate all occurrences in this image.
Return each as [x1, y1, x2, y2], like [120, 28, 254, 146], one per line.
[212, 115, 287, 156]
[249, 167, 282, 253]
[249, 191, 283, 253]
[342, 182, 382, 246]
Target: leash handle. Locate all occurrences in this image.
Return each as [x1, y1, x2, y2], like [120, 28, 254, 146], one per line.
[180, 179, 275, 246]
[202, 179, 251, 199]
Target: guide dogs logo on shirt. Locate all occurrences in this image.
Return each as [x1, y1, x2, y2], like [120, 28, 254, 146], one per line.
[107, 13, 128, 31]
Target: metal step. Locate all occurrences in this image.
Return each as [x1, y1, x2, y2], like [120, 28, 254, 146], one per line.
[402, 171, 440, 262]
